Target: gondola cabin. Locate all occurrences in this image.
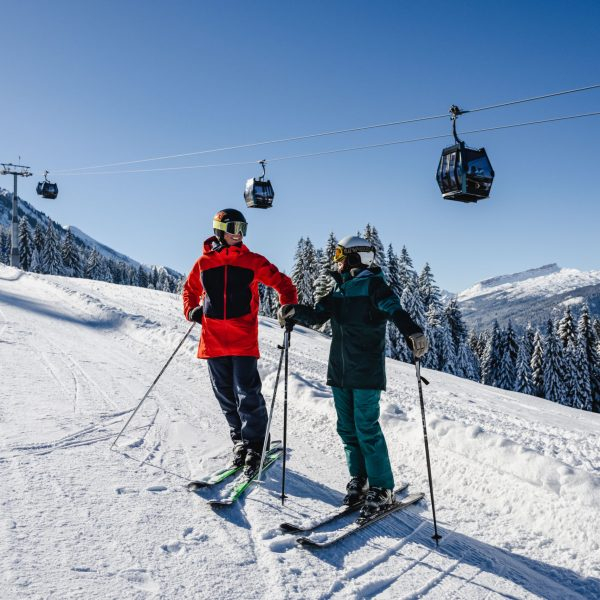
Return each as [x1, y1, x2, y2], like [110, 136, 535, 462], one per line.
[436, 141, 494, 203]
[244, 177, 274, 209]
[36, 180, 59, 200]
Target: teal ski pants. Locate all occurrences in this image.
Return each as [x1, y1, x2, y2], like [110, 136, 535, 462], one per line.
[331, 387, 394, 490]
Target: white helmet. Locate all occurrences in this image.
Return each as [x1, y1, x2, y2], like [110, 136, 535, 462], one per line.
[334, 235, 375, 268]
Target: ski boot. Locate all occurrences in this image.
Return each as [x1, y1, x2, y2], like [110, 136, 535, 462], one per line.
[343, 476, 368, 505]
[359, 487, 394, 518]
[243, 449, 262, 478]
[231, 441, 247, 468]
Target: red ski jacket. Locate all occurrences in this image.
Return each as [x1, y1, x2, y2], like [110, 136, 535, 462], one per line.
[183, 237, 297, 358]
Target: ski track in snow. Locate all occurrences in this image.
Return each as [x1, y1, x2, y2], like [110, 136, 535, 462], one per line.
[1, 265, 600, 599]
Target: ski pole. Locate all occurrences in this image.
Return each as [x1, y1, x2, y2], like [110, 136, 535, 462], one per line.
[256, 332, 286, 482]
[415, 358, 442, 546]
[281, 323, 292, 505]
[111, 322, 196, 449]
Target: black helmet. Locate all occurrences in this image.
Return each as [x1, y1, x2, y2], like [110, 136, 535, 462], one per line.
[213, 208, 248, 240]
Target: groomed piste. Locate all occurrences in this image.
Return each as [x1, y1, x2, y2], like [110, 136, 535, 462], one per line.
[1, 264, 599, 599]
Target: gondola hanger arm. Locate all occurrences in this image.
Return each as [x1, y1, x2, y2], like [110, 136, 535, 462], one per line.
[449, 105, 465, 144]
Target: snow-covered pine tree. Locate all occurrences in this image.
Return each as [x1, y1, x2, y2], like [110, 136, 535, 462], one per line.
[505, 321, 519, 365]
[543, 319, 567, 404]
[577, 304, 600, 412]
[108, 260, 122, 285]
[314, 234, 337, 303]
[119, 262, 133, 284]
[324, 231, 338, 264]
[33, 224, 44, 255]
[291, 237, 318, 306]
[29, 246, 42, 273]
[566, 339, 592, 410]
[397, 245, 416, 293]
[0, 227, 10, 264]
[514, 330, 534, 395]
[137, 265, 149, 288]
[481, 321, 501, 387]
[558, 306, 578, 348]
[418, 263, 443, 314]
[97, 255, 114, 283]
[435, 313, 457, 375]
[400, 274, 426, 330]
[42, 223, 63, 275]
[61, 228, 81, 277]
[157, 267, 171, 292]
[122, 265, 134, 286]
[496, 327, 517, 391]
[386, 244, 409, 360]
[530, 329, 544, 397]
[150, 267, 159, 289]
[258, 282, 278, 318]
[422, 303, 440, 370]
[84, 249, 102, 280]
[18, 218, 33, 271]
[455, 339, 479, 380]
[444, 298, 467, 350]
[468, 330, 485, 365]
[173, 276, 184, 295]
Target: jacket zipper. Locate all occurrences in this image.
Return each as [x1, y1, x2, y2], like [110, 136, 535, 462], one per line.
[340, 284, 346, 387]
[340, 324, 346, 387]
[223, 264, 228, 320]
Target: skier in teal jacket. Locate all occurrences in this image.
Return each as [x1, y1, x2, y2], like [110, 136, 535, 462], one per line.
[278, 235, 428, 516]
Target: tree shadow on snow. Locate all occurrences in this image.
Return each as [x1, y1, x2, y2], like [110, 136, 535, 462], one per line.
[0, 289, 123, 330]
[305, 504, 600, 600]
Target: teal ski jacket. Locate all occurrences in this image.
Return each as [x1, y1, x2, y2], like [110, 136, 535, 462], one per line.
[292, 267, 422, 390]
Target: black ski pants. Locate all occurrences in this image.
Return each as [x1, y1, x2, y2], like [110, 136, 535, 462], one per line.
[206, 356, 268, 452]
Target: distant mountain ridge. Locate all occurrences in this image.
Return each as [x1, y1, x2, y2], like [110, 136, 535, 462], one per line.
[0, 187, 181, 278]
[476, 264, 561, 289]
[457, 263, 600, 330]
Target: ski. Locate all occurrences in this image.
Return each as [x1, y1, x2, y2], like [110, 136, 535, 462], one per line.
[280, 483, 409, 534]
[207, 448, 283, 507]
[187, 464, 242, 491]
[296, 491, 424, 548]
[186, 443, 281, 491]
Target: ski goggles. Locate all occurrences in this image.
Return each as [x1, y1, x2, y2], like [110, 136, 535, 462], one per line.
[333, 244, 373, 262]
[213, 220, 248, 236]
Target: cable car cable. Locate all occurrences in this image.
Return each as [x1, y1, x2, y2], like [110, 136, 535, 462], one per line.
[66, 110, 600, 176]
[461, 83, 600, 115]
[51, 83, 600, 174]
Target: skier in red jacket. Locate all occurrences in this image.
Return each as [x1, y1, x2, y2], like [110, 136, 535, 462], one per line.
[183, 208, 297, 476]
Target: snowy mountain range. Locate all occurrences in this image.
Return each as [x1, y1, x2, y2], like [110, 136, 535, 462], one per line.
[456, 263, 600, 331]
[1, 265, 599, 598]
[0, 187, 182, 278]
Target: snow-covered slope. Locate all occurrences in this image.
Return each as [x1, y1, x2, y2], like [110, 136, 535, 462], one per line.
[457, 263, 600, 330]
[1, 265, 600, 599]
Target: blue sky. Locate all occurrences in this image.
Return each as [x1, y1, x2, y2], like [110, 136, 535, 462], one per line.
[2, 0, 599, 291]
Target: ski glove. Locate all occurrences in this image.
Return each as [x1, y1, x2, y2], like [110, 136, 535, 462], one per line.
[277, 304, 296, 328]
[188, 306, 203, 323]
[408, 332, 429, 358]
